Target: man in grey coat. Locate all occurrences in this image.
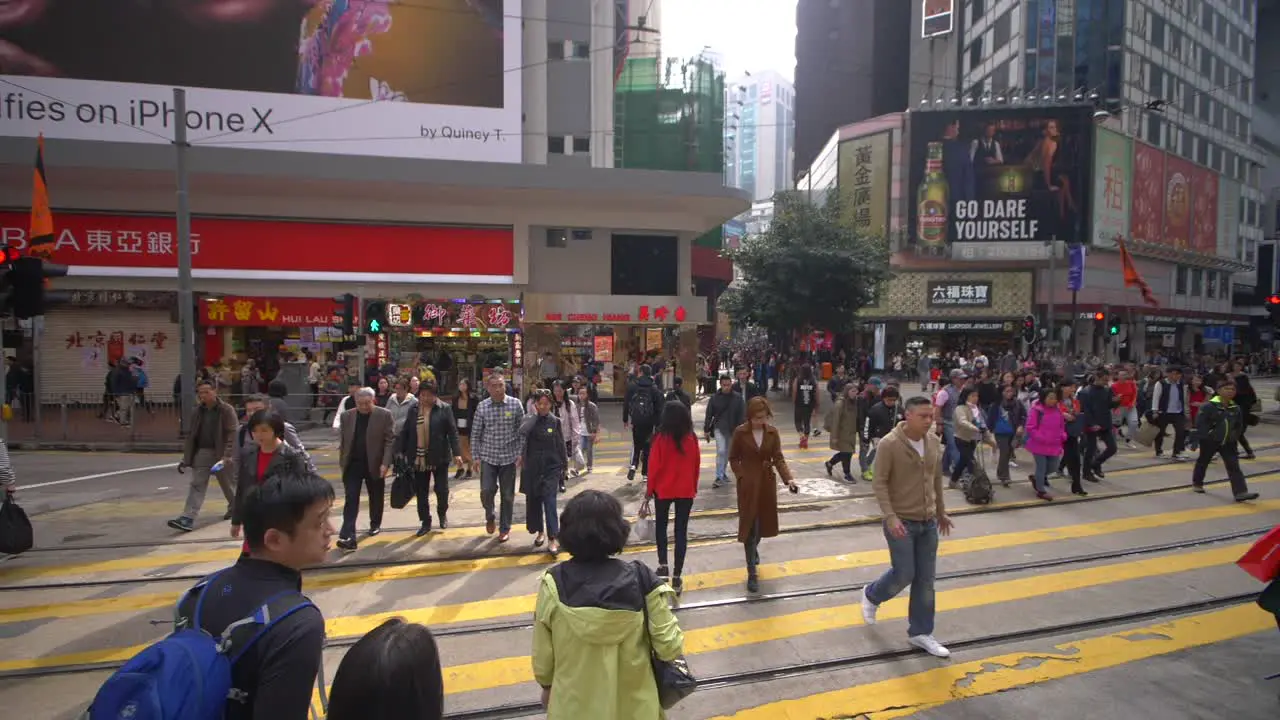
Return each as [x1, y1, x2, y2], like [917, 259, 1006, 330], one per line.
[337, 387, 396, 551]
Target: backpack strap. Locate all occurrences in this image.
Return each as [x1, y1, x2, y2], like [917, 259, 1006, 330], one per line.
[177, 568, 230, 631]
[219, 591, 316, 664]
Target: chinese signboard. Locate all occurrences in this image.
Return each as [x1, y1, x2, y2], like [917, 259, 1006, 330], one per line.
[199, 297, 346, 327]
[906, 106, 1094, 259]
[922, 0, 955, 38]
[1129, 141, 1220, 254]
[927, 281, 993, 308]
[1090, 127, 1131, 248]
[386, 303, 414, 327]
[908, 321, 1014, 333]
[0, 212, 515, 283]
[837, 132, 891, 236]
[415, 301, 520, 332]
[522, 294, 708, 325]
[0, 1, 522, 162]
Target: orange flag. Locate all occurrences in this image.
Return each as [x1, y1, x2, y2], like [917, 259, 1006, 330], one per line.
[1116, 235, 1159, 307]
[29, 134, 54, 260]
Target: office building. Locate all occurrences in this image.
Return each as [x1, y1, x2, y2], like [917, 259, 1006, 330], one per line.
[725, 70, 795, 200]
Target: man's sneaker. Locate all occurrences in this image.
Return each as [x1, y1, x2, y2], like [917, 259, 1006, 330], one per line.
[1234, 492, 1260, 502]
[824, 460, 834, 477]
[908, 634, 951, 658]
[627, 467, 636, 481]
[1171, 454, 1190, 462]
[1191, 485, 1206, 494]
[1125, 440, 1137, 450]
[844, 473, 856, 484]
[167, 517, 194, 533]
[368, 526, 382, 537]
[860, 586, 878, 625]
[1092, 466, 1106, 479]
[712, 477, 725, 489]
[336, 537, 357, 552]
[862, 469, 874, 481]
[1155, 450, 1166, 458]
[1008, 460, 1020, 469]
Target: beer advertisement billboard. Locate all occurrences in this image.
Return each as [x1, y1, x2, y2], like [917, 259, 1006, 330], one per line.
[906, 106, 1094, 260]
[837, 132, 892, 236]
[1090, 127, 1131, 248]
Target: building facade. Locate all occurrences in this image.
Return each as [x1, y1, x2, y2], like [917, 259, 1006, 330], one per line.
[793, 0, 912, 179]
[0, 0, 748, 411]
[724, 70, 796, 201]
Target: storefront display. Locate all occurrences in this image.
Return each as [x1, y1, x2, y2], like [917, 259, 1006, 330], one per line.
[197, 295, 350, 379]
[376, 298, 521, 396]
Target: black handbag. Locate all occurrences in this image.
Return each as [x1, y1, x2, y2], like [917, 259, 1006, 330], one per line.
[632, 561, 696, 709]
[389, 458, 414, 510]
[0, 494, 33, 555]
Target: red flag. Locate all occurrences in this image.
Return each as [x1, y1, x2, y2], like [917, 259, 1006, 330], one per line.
[29, 134, 54, 260]
[1116, 235, 1159, 307]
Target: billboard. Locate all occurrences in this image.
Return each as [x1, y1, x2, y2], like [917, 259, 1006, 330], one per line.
[906, 106, 1094, 259]
[922, 0, 956, 38]
[0, 0, 522, 162]
[1090, 127, 1131, 248]
[1130, 140, 1220, 254]
[837, 132, 892, 236]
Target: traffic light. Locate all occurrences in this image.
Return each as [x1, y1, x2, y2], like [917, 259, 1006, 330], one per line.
[1021, 314, 1037, 344]
[0, 246, 17, 315]
[332, 293, 355, 337]
[364, 300, 387, 334]
[1107, 315, 1121, 336]
[1267, 294, 1280, 324]
[6, 256, 68, 319]
[1092, 311, 1105, 323]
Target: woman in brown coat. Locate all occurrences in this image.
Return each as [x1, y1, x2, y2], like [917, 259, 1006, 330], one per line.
[729, 396, 798, 593]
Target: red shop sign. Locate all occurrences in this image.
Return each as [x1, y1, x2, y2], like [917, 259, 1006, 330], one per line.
[0, 212, 514, 283]
[200, 296, 348, 327]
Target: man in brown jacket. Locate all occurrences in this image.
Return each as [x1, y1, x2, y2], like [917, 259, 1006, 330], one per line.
[168, 381, 239, 532]
[336, 387, 396, 551]
[861, 395, 954, 658]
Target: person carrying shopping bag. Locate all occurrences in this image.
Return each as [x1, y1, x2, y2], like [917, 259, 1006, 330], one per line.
[645, 401, 700, 595]
[986, 384, 1026, 487]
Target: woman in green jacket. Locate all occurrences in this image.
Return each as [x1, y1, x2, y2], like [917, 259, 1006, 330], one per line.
[533, 490, 685, 719]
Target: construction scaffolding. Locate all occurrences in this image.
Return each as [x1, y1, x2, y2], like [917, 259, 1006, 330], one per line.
[614, 55, 725, 174]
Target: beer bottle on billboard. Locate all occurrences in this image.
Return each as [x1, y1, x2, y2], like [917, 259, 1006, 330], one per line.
[917, 141, 949, 254]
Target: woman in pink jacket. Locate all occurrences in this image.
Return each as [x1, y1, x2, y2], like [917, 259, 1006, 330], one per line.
[1023, 387, 1066, 502]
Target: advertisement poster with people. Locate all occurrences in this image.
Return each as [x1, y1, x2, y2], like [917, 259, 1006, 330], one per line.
[906, 106, 1094, 257]
[0, 0, 522, 161]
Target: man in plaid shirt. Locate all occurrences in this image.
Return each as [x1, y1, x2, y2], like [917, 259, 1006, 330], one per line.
[471, 372, 526, 542]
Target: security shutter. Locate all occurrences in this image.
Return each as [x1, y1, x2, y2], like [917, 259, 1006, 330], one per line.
[38, 308, 181, 403]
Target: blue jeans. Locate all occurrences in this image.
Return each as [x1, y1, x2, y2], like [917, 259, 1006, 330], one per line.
[941, 423, 957, 474]
[866, 519, 939, 637]
[526, 489, 560, 537]
[579, 434, 594, 468]
[1032, 453, 1056, 493]
[715, 430, 731, 481]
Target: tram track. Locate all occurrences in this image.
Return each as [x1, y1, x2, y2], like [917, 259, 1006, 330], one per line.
[0, 525, 1266, 682]
[2, 465, 1275, 593]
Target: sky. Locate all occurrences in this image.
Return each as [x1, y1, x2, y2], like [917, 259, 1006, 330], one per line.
[661, 0, 799, 83]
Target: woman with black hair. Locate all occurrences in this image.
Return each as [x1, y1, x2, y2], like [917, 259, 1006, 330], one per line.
[646, 401, 700, 594]
[1233, 370, 1259, 460]
[231, 410, 308, 551]
[532, 490, 684, 718]
[549, 380, 581, 489]
[792, 364, 820, 448]
[520, 390, 568, 554]
[327, 618, 445, 720]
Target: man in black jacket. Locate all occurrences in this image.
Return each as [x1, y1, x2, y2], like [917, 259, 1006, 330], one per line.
[733, 365, 764, 402]
[623, 364, 665, 481]
[665, 376, 693, 409]
[704, 374, 746, 488]
[1191, 381, 1258, 501]
[1078, 368, 1117, 481]
[185, 472, 333, 719]
[862, 387, 902, 474]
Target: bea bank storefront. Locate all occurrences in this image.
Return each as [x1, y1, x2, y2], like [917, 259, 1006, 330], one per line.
[522, 294, 708, 398]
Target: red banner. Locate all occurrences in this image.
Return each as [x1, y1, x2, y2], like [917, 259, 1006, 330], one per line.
[1130, 141, 1165, 246]
[1190, 164, 1219, 254]
[200, 296, 343, 327]
[1163, 154, 1194, 250]
[0, 212, 513, 283]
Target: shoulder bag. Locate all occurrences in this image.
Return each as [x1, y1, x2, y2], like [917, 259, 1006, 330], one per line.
[631, 561, 696, 709]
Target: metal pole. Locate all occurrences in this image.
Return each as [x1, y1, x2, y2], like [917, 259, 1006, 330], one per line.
[1070, 288, 1079, 356]
[174, 88, 196, 436]
[1046, 236, 1056, 358]
[32, 317, 41, 438]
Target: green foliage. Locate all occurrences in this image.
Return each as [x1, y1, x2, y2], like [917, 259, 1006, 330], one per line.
[719, 191, 891, 336]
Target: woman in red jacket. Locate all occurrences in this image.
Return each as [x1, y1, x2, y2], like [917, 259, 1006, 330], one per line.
[646, 399, 700, 594]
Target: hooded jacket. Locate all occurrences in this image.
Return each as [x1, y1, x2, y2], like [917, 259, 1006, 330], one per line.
[1024, 401, 1067, 457]
[1194, 394, 1244, 447]
[533, 558, 683, 720]
[862, 400, 902, 443]
[623, 376, 664, 427]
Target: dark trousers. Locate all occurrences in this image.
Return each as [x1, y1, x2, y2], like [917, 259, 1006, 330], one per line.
[744, 518, 762, 574]
[631, 424, 654, 475]
[1192, 441, 1250, 496]
[828, 451, 853, 477]
[1084, 427, 1117, 475]
[1238, 424, 1254, 456]
[654, 497, 694, 576]
[340, 462, 384, 539]
[794, 404, 814, 435]
[950, 439, 977, 486]
[414, 464, 450, 525]
[1154, 412, 1187, 455]
[1060, 435, 1082, 490]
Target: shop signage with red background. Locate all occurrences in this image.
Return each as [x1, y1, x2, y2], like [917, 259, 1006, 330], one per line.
[0, 212, 514, 283]
[200, 296, 348, 327]
[1129, 142, 1218, 254]
[416, 301, 520, 332]
[543, 305, 689, 323]
[1130, 141, 1165, 247]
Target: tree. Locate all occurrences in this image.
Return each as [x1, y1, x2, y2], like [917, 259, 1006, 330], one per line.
[719, 190, 891, 338]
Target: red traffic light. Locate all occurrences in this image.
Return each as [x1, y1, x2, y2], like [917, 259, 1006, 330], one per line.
[1093, 312, 1105, 321]
[1023, 318, 1034, 327]
[0, 247, 19, 264]
[1268, 295, 1280, 306]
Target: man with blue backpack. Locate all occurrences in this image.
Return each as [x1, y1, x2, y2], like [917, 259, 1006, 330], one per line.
[87, 472, 335, 720]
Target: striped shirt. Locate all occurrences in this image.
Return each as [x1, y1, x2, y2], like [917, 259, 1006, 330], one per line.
[471, 394, 526, 466]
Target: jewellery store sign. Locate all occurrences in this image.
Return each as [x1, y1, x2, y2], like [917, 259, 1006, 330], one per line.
[927, 281, 993, 308]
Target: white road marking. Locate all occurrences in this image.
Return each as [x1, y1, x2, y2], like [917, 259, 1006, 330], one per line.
[21, 463, 177, 490]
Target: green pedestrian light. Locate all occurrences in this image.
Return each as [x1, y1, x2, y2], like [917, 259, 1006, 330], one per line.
[368, 318, 382, 333]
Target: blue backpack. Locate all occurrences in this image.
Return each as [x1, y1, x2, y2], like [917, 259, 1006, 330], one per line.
[86, 570, 323, 720]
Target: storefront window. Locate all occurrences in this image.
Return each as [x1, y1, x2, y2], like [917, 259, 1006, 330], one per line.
[377, 299, 520, 396]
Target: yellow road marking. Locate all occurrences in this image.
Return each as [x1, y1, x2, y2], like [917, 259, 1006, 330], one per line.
[709, 603, 1275, 719]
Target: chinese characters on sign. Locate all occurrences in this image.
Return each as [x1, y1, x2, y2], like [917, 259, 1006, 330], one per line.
[200, 297, 341, 327]
[1090, 126, 1132, 248]
[413, 301, 519, 331]
[926, 281, 993, 308]
[911, 321, 1009, 333]
[838, 132, 890, 235]
[543, 305, 688, 323]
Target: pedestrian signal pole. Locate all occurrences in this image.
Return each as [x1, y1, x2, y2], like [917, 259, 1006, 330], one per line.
[174, 88, 196, 435]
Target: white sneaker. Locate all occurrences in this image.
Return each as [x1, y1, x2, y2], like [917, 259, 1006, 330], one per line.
[1008, 460, 1020, 469]
[908, 634, 951, 658]
[860, 586, 878, 625]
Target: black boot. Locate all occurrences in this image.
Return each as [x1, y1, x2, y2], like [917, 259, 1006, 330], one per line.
[438, 512, 448, 529]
